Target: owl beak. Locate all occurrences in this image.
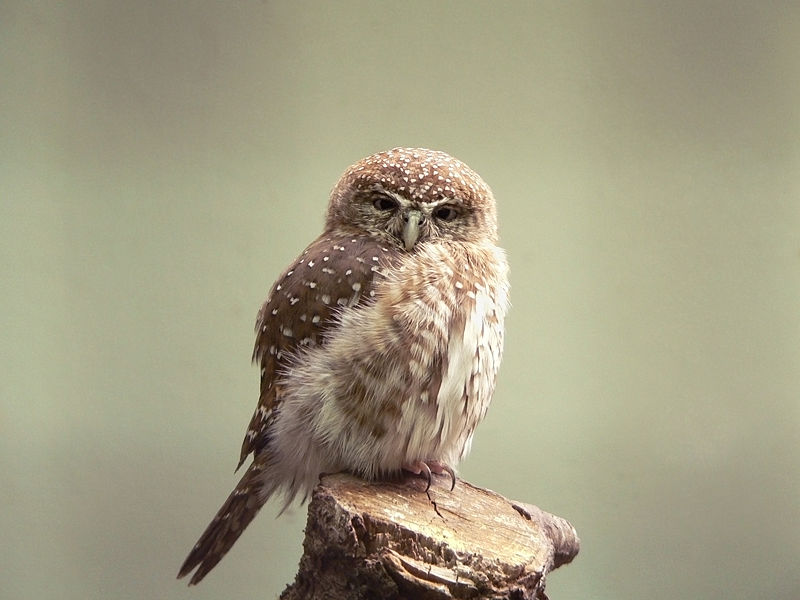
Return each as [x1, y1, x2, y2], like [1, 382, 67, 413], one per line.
[402, 210, 422, 251]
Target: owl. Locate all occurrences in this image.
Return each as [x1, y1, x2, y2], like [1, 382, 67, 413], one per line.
[178, 147, 509, 584]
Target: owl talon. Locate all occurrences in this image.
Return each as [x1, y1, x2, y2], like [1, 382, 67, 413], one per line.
[421, 462, 433, 491]
[441, 463, 457, 491]
[428, 461, 457, 491]
[403, 460, 456, 491]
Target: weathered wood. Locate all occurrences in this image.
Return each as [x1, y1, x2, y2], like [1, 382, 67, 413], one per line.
[280, 473, 579, 600]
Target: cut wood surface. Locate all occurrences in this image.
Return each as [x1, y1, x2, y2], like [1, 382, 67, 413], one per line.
[280, 473, 579, 600]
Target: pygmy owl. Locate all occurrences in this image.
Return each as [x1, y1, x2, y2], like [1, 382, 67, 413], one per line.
[178, 147, 509, 584]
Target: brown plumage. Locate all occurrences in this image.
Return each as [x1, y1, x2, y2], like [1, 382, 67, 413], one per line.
[178, 148, 509, 584]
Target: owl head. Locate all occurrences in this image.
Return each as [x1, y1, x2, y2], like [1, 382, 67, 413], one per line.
[326, 148, 498, 250]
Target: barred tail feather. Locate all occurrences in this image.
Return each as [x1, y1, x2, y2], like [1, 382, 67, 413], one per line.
[177, 458, 270, 585]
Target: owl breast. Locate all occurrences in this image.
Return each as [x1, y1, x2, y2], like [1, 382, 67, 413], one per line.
[269, 240, 509, 494]
[391, 276, 506, 473]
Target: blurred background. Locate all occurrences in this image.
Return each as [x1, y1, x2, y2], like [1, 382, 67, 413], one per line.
[2, 2, 798, 599]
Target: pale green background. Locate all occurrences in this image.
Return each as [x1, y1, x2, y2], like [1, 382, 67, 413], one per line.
[2, 2, 798, 599]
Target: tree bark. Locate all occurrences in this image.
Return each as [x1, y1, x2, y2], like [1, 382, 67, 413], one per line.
[280, 473, 579, 600]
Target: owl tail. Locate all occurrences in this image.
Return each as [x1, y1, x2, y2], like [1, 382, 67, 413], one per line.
[177, 456, 270, 585]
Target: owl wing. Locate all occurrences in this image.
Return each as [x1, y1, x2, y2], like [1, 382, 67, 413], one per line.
[238, 233, 392, 468]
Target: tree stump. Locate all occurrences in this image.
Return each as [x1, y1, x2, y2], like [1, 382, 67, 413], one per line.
[280, 473, 579, 600]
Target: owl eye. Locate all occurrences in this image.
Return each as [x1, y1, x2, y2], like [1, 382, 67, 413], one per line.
[433, 205, 458, 221]
[372, 195, 398, 212]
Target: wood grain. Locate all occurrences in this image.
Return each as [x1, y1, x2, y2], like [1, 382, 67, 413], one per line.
[280, 473, 579, 600]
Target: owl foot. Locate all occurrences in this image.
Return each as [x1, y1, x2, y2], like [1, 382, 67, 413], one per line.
[402, 460, 456, 492]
